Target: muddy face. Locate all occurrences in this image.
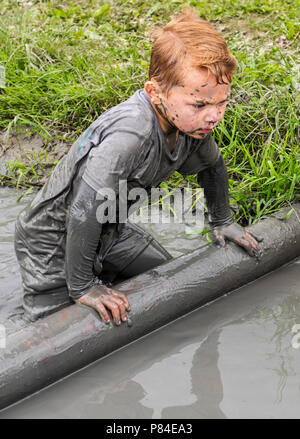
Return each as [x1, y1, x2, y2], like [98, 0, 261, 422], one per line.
[145, 66, 231, 140]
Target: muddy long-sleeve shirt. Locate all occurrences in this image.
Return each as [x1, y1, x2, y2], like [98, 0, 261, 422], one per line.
[15, 89, 232, 300]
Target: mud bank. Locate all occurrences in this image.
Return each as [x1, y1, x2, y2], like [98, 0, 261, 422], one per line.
[0, 126, 71, 186]
[0, 204, 299, 410]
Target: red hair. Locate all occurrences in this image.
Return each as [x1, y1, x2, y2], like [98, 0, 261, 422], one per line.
[149, 9, 237, 93]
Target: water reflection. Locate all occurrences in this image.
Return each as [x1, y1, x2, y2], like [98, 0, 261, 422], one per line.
[160, 331, 226, 419]
[218, 283, 300, 418]
[133, 342, 199, 418]
[256, 295, 300, 405]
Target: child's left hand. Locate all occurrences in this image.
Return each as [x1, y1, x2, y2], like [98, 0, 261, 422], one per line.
[213, 223, 264, 260]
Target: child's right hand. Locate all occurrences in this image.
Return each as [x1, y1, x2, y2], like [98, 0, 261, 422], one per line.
[75, 285, 131, 326]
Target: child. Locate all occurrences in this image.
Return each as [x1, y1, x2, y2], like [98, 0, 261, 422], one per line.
[14, 9, 263, 325]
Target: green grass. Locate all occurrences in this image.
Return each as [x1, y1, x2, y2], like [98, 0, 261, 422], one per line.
[0, 0, 299, 224]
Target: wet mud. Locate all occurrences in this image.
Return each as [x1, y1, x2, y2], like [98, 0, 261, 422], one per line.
[0, 126, 70, 184]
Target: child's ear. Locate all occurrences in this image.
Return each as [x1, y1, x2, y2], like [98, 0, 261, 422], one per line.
[144, 80, 162, 105]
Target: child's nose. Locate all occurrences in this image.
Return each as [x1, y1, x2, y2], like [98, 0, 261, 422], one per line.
[202, 105, 223, 124]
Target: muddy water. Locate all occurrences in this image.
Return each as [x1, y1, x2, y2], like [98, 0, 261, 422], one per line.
[0, 188, 299, 418]
[0, 188, 33, 330]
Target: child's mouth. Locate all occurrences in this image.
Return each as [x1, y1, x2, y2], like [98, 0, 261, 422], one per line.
[197, 128, 212, 133]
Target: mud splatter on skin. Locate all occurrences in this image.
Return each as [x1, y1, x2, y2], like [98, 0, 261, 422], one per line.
[153, 102, 181, 151]
[161, 102, 173, 122]
[154, 103, 177, 131]
[155, 100, 209, 140]
[157, 96, 179, 124]
[154, 103, 167, 120]
[148, 68, 231, 141]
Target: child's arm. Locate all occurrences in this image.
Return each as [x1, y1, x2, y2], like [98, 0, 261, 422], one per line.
[178, 134, 263, 258]
[197, 154, 233, 229]
[65, 119, 147, 323]
[197, 154, 263, 259]
[65, 179, 130, 325]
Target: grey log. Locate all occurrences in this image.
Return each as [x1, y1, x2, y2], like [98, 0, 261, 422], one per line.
[0, 204, 299, 410]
